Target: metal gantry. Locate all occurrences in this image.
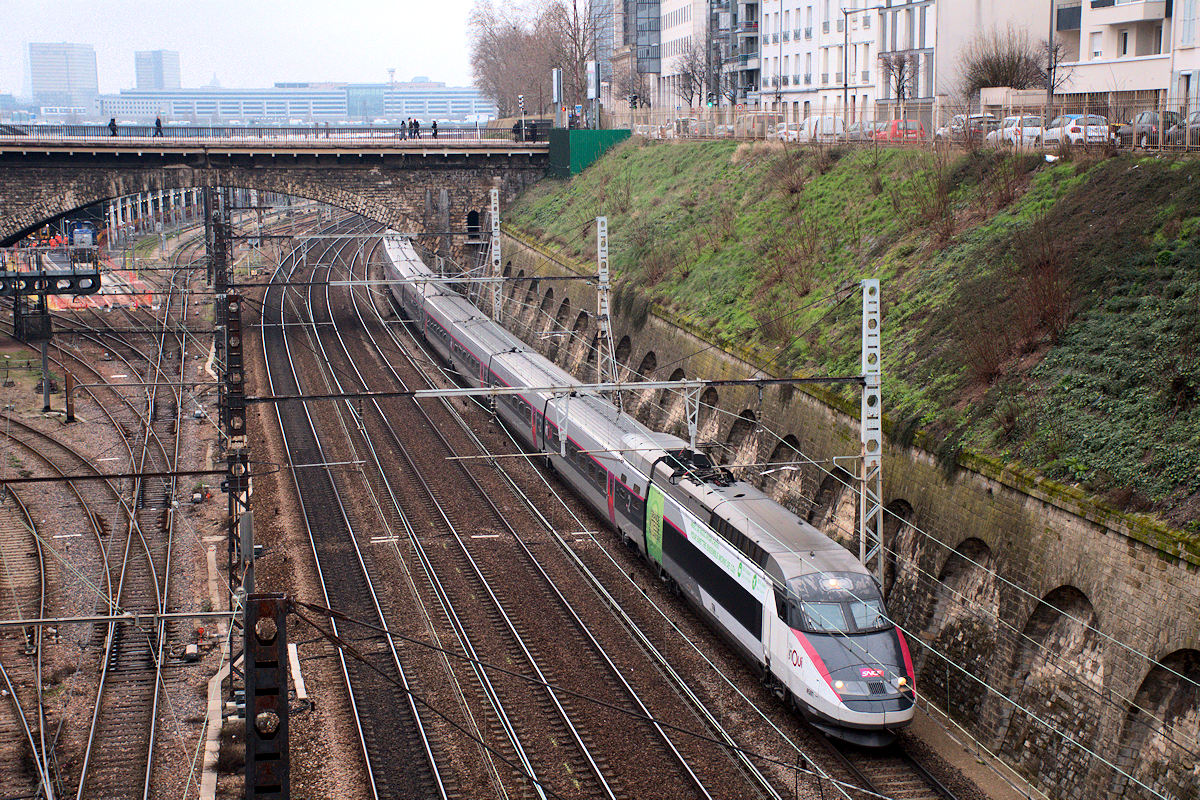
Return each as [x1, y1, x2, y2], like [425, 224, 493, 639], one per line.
[490, 188, 503, 323]
[858, 279, 884, 590]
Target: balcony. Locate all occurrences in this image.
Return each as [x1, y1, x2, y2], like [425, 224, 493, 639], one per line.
[805, 26, 813, 38]
[1057, 2, 1083, 30]
[836, 18, 845, 32]
[835, 72, 844, 83]
[1088, 0, 1167, 24]
[793, 73, 802, 84]
[772, 32, 780, 43]
[862, 70, 870, 83]
[782, 30, 790, 41]
[804, 73, 813, 84]
[821, 72, 829, 84]
[863, 14, 871, 28]
[823, 21, 830, 33]
[737, 20, 759, 34]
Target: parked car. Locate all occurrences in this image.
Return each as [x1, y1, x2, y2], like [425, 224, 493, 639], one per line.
[775, 122, 802, 142]
[986, 116, 1019, 146]
[796, 115, 845, 142]
[1042, 114, 1109, 146]
[1116, 110, 1183, 148]
[988, 115, 1043, 146]
[935, 113, 999, 142]
[1166, 110, 1200, 147]
[874, 118, 925, 142]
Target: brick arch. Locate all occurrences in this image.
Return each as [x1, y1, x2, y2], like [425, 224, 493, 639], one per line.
[882, 499, 915, 595]
[765, 433, 804, 514]
[0, 152, 545, 245]
[923, 538, 1001, 723]
[998, 585, 1104, 794]
[546, 296, 571, 361]
[722, 409, 757, 466]
[635, 350, 657, 380]
[807, 466, 856, 548]
[1107, 648, 1200, 800]
[614, 335, 632, 367]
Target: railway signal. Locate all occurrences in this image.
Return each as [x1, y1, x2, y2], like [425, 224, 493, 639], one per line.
[245, 593, 290, 799]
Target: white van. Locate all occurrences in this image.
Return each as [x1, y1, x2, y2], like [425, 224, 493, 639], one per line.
[796, 115, 845, 143]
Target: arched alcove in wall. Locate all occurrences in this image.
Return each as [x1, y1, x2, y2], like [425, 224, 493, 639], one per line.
[922, 538, 1001, 723]
[998, 586, 1104, 794]
[1108, 648, 1199, 800]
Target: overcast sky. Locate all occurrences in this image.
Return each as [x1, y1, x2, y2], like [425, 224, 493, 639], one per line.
[0, 0, 478, 96]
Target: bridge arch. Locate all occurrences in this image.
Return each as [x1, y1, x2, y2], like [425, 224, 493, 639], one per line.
[0, 145, 546, 245]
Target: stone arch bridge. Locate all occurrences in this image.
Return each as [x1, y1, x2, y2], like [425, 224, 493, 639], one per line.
[0, 137, 548, 246]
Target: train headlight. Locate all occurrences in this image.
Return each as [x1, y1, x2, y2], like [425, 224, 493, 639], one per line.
[833, 680, 844, 690]
[896, 676, 908, 687]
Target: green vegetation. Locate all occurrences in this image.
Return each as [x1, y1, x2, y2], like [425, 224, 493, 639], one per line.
[507, 139, 1200, 526]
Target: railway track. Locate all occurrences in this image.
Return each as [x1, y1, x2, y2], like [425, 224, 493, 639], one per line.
[263, 217, 451, 800]
[284, 222, 780, 799]
[355, 233, 975, 800]
[0, 485, 52, 799]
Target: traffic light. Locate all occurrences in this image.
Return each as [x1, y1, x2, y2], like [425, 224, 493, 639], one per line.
[706, 92, 715, 107]
[518, 94, 525, 114]
[629, 94, 638, 109]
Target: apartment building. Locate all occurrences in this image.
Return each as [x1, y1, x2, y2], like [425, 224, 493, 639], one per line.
[1054, 0, 1200, 111]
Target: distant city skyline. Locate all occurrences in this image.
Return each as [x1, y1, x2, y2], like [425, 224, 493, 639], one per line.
[0, 0, 476, 97]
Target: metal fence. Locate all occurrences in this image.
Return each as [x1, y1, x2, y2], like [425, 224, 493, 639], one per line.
[0, 122, 546, 146]
[607, 95, 1200, 152]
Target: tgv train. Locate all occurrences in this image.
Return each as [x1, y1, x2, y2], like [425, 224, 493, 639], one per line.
[382, 235, 915, 745]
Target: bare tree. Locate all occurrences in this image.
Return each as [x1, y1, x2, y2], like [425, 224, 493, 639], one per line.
[469, 0, 598, 117]
[879, 51, 919, 106]
[614, 68, 653, 108]
[674, 41, 708, 107]
[1042, 36, 1074, 96]
[544, 0, 597, 112]
[958, 26, 1044, 101]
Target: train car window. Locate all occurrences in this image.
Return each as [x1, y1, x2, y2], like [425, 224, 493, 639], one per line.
[788, 572, 890, 634]
[850, 601, 887, 631]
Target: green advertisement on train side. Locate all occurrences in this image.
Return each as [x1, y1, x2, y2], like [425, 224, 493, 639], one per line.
[645, 484, 665, 564]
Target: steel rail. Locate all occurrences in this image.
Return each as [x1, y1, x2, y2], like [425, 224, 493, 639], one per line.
[362, 235, 813, 800]
[339, 231, 739, 799]
[264, 214, 442, 800]
[307, 227, 561, 799]
[0, 486, 52, 798]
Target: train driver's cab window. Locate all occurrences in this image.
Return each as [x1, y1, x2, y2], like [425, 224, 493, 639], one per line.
[784, 572, 888, 634]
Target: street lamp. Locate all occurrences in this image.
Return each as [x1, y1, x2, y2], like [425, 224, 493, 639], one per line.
[841, 4, 889, 130]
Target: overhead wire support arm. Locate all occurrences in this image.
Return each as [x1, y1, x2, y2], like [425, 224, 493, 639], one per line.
[245, 375, 864, 405]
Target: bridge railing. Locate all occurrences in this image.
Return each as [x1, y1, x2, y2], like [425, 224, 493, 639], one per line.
[0, 123, 550, 145]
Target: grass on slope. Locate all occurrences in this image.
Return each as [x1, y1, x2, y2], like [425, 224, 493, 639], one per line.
[506, 139, 1200, 527]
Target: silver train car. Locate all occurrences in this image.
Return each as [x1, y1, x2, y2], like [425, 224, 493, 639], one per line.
[382, 235, 915, 745]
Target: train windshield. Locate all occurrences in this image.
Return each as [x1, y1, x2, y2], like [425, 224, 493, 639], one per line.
[787, 572, 890, 634]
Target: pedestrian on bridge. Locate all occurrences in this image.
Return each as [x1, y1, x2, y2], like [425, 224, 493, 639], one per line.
[108, 118, 118, 136]
[413, 118, 421, 139]
[154, 117, 163, 137]
[431, 120, 438, 139]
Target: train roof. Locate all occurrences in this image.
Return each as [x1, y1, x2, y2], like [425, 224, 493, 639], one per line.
[695, 478, 863, 577]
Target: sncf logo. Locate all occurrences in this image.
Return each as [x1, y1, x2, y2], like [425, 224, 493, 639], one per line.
[860, 667, 885, 679]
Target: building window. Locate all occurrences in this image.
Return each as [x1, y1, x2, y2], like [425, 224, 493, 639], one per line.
[1090, 31, 1102, 60]
[1119, 30, 1129, 56]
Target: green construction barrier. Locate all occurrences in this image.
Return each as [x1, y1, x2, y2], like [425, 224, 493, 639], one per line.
[548, 128, 631, 178]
